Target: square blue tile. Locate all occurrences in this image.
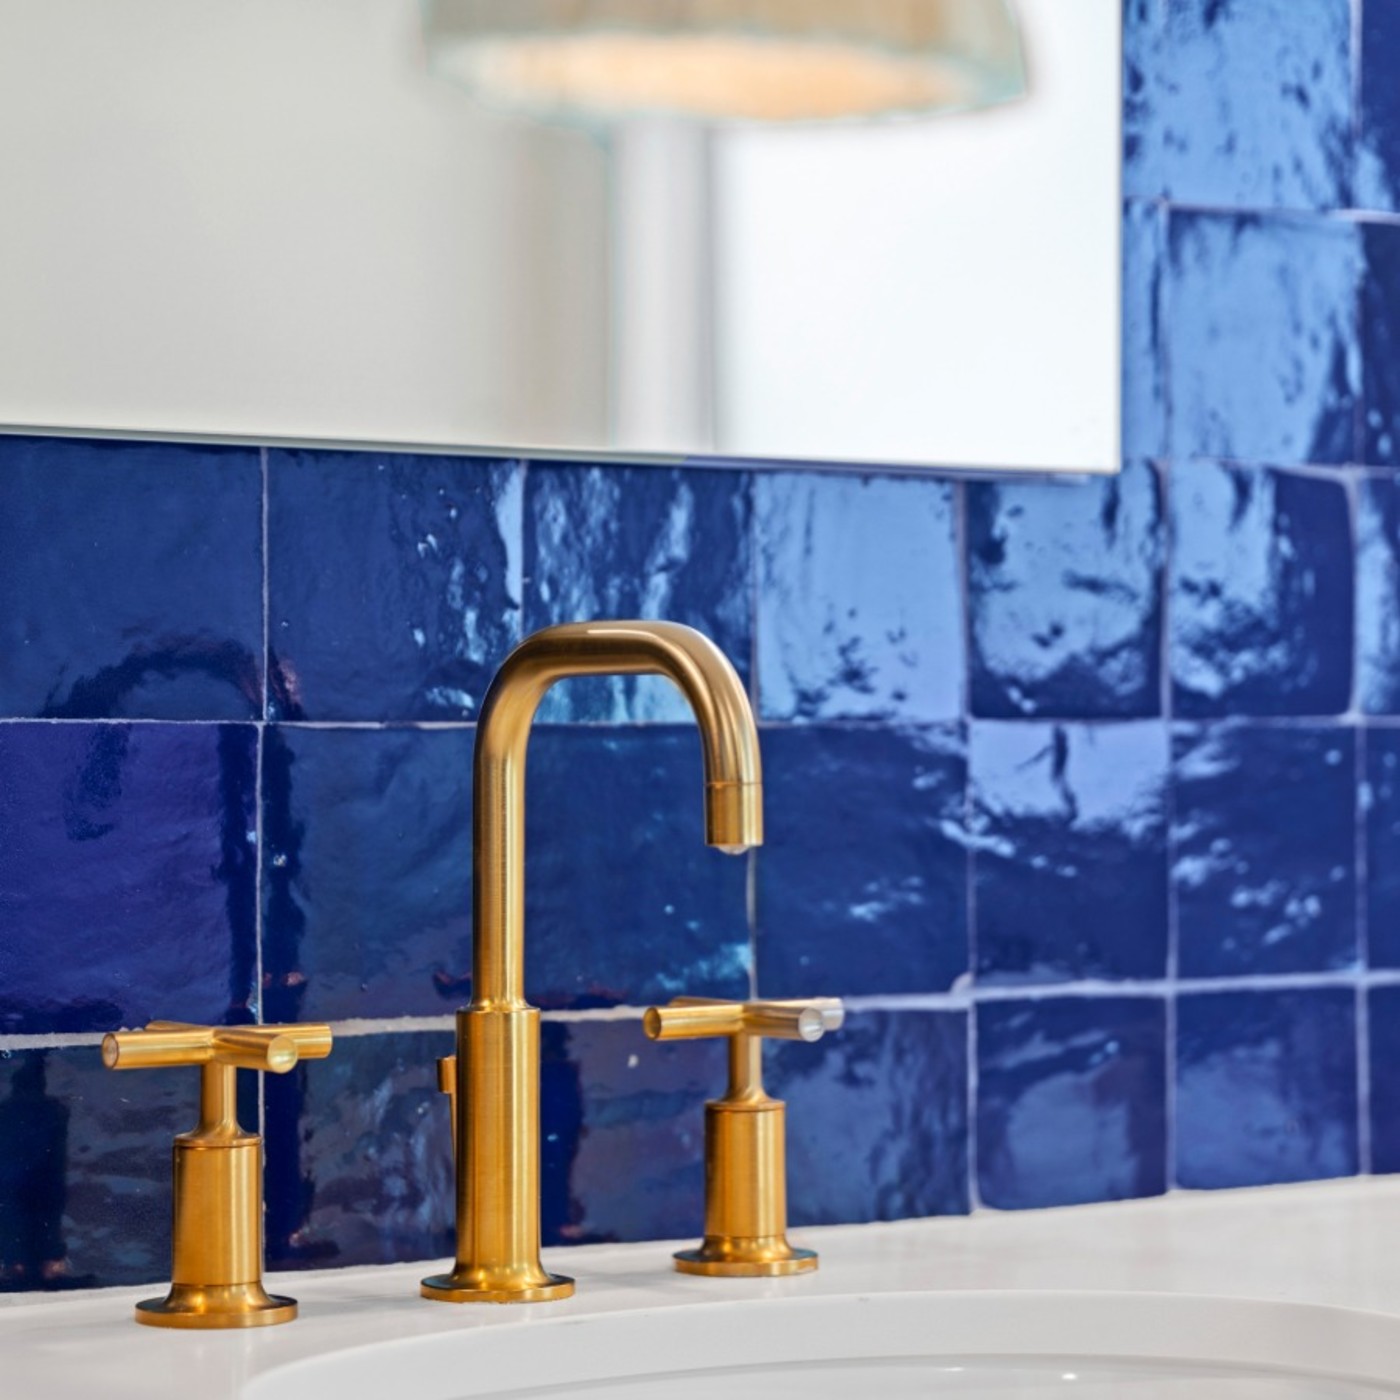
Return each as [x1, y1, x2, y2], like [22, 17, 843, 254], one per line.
[0, 1045, 197, 1291]
[1362, 225, 1400, 465]
[1122, 204, 1167, 463]
[1123, 0, 1353, 210]
[523, 464, 752, 723]
[967, 463, 1164, 719]
[260, 726, 474, 1023]
[1357, 476, 1400, 713]
[773, 1009, 969, 1225]
[0, 435, 262, 720]
[1173, 724, 1356, 977]
[1176, 988, 1358, 1189]
[754, 725, 967, 998]
[541, 1020, 724, 1246]
[971, 722, 1169, 984]
[1359, 0, 1400, 213]
[1170, 464, 1353, 717]
[1364, 728, 1400, 968]
[0, 723, 257, 1033]
[1368, 986, 1400, 1173]
[267, 449, 521, 721]
[264, 1030, 455, 1269]
[755, 472, 963, 723]
[976, 996, 1167, 1211]
[1166, 215, 1360, 467]
[525, 727, 751, 1008]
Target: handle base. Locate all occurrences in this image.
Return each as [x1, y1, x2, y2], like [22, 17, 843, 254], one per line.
[420, 1270, 574, 1304]
[673, 1237, 817, 1278]
[134, 1282, 296, 1329]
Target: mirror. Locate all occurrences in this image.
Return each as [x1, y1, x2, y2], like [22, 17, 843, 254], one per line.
[0, 0, 1120, 473]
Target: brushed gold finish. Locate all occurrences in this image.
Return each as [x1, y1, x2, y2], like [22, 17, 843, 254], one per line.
[644, 996, 843, 1277]
[422, 621, 761, 1305]
[101, 1021, 333, 1328]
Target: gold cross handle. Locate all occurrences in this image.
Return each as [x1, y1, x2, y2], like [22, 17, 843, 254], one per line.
[642, 995, 844, 1277]
[99, 1020, 334, 1329]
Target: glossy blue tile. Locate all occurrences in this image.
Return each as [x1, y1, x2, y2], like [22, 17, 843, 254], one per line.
[1358, 476, 1400, 712]
[1173, 724, 1356, 977]
[261, 726, 473, 1023]
[0, 723, 257, 1033]
[1123, 0, 1352, 210]
[0, 435, 261, 720]
[1166, 215, 1360, 467]
[967, 464, 1164, 719]
[265, 1030, 454, 1268]
[1120, 0, 1155, 196]
[755, 472, 962, 723]
[1122, 203, 1166, 463]
[971, 722, 1169, 984]
[976, 997, 1166, 1211]
[1359, 0, 1400, 213]
[1169, 464, 1353, 717]
[523, 464, 752, 723]
[267, 449, 521, 722]
[0, 1045, 195, 1291]
[540, 1020, 724, 1246]
[1362, 226, 1400, 466]
[1176, 989, 1357, 1189]
[1364, 728, 1400, 969]
[754, 726, 967, 998]
[525, 727, 751, 1008]
[773, 1010, 969, 1225]
[1368, 987, 1400, 1173]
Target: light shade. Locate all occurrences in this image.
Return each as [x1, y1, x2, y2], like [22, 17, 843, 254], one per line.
[421, 0, 1028, 125]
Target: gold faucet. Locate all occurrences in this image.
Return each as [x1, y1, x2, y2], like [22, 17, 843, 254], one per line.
[101, 1020, 333, 1328]
[643, 996, 843, 1276]
[421, 621, 762, 1305]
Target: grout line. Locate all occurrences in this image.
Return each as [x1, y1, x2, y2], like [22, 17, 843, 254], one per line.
[10, 970, 1400, 1054]
[1358, 720, 1373, 1173]
[257, 444, 270, 1139]
[746, 848, 759, 1001]
[7, 712, 1400, 731]
[1160, 455, 1179, 1191]
[1162, 200, 1400, 228]
[1359, 978, 1373, 1175]
[1353, 0, 1368, 478]
[0, 1032, 109, 1051]
[747, 468, 761, 1002]
[253, 722, 267, 1136]
[965, 995, 982, 1211]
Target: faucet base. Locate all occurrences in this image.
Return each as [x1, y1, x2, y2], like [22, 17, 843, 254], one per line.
[134, 1282, 298, 1328]
[420, 1271, 574, 1304]
[673, 1237, 818, 1278]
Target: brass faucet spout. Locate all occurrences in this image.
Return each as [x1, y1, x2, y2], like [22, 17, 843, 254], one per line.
[471, 620, 761, 1009]
[422, 620, 764, 1305]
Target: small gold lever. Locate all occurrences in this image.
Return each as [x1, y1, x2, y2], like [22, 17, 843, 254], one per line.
[643, 995, 843, 1276]
[101, 1020, 333, 1328]
[437, 1054, 458, 1157]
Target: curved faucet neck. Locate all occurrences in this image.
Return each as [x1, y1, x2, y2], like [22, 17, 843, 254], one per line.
[470, 620, 762, 1009]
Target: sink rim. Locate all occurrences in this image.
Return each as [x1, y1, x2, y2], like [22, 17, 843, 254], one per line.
[239, 1288, 1400, 1400]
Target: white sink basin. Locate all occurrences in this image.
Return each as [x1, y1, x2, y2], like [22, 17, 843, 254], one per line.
[242, 1291, 1400, 1400]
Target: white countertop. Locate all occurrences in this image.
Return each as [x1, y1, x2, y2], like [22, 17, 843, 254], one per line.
[10, 1179, 1400, 1398]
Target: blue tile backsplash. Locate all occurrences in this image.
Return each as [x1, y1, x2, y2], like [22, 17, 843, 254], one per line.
[7, 0, 1400, 1295]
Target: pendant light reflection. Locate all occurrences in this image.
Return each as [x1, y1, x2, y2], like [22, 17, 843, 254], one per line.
[420, 0, 1029, 127]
